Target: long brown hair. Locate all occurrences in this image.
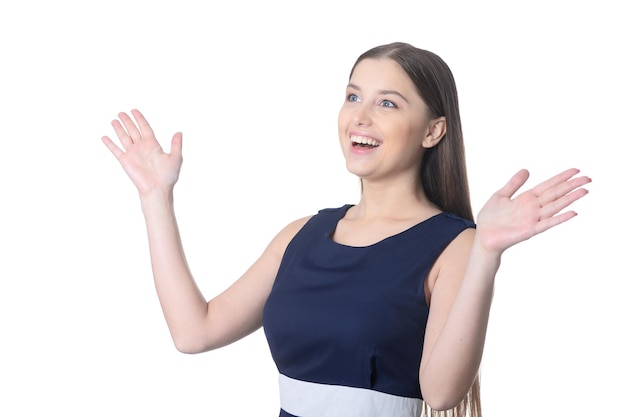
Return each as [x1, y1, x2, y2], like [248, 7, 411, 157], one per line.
[350, 42, 480, 417]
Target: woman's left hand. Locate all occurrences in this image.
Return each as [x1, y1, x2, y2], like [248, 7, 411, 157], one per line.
[475, 168, 591, 255]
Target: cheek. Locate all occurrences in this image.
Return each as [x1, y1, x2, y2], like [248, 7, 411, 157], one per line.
[404, 121, 428, 144]
[337, 106, 350, 129]
[389, 126, 424, 153]
[337, 109, 353, 141]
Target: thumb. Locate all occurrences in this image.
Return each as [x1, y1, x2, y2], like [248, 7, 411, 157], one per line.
[170, 132, 183, 158]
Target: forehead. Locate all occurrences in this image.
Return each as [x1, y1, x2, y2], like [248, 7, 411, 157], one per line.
[349, 58, 417, 95]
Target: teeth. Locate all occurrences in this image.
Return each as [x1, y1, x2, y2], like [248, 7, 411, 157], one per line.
[350, 135, 381, 147]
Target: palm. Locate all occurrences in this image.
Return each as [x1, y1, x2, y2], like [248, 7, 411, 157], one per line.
[102, 109, 183, 196]
[476, 168, 590, 255]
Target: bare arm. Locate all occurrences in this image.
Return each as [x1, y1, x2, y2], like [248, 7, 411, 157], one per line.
[102, 109, 309, 353]
[143, 194, 307, 353]
[419, 168, 591, 410]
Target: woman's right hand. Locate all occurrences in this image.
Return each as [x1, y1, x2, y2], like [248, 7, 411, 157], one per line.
[102, 109, 183, 197]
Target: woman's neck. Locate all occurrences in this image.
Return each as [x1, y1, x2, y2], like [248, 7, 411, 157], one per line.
[355, 178, 439, 220]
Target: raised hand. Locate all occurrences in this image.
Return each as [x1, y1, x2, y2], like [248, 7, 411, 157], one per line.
[475, 168, 591, 255]
[102, 109, 183, 196]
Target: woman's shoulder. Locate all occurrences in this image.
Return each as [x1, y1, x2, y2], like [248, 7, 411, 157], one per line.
[438, 212, 476, 229]
[269, 204, 352, 251]
[436, 213, 476, 255]
[318, 203, 353, 212]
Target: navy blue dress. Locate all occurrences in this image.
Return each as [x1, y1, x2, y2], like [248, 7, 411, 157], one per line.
[263, 205, 475, 417]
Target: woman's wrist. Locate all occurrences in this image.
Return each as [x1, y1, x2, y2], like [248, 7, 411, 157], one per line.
[139, 188, 176, 215]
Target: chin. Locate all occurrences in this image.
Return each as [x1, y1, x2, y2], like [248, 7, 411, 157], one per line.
[344, 163, 373, 180]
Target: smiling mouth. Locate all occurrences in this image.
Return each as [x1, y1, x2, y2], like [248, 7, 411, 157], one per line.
[350, 135, 381, 148]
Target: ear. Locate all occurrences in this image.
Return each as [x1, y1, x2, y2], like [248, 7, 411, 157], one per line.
[422, 116, 446, 148]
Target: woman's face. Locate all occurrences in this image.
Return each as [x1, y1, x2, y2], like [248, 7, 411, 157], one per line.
[337, 58, 440, 184]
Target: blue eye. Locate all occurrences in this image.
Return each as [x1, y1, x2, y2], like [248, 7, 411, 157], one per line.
[347, 93, 360, 102]
[380, 99, 396, 108]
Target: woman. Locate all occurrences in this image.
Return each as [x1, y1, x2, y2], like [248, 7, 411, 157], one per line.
[102, 42, 590, 417]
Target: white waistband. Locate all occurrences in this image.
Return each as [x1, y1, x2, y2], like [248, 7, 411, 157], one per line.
[278, 373, 423, 417]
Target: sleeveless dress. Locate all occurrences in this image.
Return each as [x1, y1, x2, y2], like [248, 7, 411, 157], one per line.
[263, 204, 475, 417]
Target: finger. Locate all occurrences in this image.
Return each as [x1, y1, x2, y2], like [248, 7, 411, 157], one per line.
[538, 174, 591, 207]
[170, 132, 183, 158]
[111, 119, 133, 148]
[131, 109, 156, 141]
[101, 136, 124, 160]
[534, 210, 578, 236]
[497, 169, 530, 198]
[541, 187, 589, 219]
[118, 111, 142, 142]
[532, 168, 581, 197]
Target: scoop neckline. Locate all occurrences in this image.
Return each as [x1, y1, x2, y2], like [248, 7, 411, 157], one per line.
[327, 204, 445, 249]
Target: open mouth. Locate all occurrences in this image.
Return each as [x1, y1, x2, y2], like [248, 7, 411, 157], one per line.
[351, 135, 381, 149]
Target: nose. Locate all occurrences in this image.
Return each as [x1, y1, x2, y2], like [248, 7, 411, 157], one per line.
[353, 104, 372, 126]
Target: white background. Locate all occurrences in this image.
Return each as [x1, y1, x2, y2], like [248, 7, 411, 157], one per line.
[0, 1, 623, 416]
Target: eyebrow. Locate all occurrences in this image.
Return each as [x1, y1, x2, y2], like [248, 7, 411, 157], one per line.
[347, 83, 410, 104]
